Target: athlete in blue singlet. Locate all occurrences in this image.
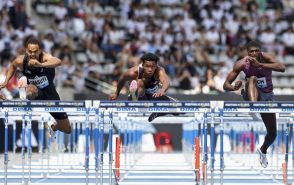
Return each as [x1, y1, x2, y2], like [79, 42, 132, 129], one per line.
[223, 41, 285, 168]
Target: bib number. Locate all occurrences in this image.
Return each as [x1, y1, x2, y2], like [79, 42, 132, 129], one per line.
[28, 76, 49, 88]
[146, 85, 159, 94]
[256, 77, 267, 88]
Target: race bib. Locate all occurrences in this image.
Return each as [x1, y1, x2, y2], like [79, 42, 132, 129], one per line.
[28, 76, 49, 88]
[145, 85, 160, 94]
[256, 77, 267, 88]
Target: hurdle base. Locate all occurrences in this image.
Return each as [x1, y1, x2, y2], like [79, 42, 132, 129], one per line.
[210, 170, 214, 185]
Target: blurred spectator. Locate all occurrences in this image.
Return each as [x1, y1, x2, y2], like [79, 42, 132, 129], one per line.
[54, 2, 68, 24]
[259, 27, 276, 53]
[63, 68, 85, 93]
[177, 65, 193, 90]
[0, 0, 294, 98]
[281, 27, 294, 55]
[24, 21, 38, 37]
[42, 33, 55, 53]
[0, 38, 12, 65]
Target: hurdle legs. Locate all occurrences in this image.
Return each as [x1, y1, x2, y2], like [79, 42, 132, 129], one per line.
[203, 112, 208, 185]
[85, 108, 90, 185]
[219, 109, 224, 185]
[47, 121, 52, 178]
[210, 109, 215, 185]
[283, 121, 290, 184]
[13, 121, 16, 156]
[39, 117, 45, 178]
[27, 113, 32, 184]
[21, 114, 26, 184]
[123, 118, 128, 169]
[108, 111, 114, 185]
[4, 110, 8, 185]
[99, 110, 104, 185]
[94, 109, 100, 185]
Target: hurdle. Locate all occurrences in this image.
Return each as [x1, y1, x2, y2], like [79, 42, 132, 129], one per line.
[181, 101, 294, 185]
[1, 100, 294, 185]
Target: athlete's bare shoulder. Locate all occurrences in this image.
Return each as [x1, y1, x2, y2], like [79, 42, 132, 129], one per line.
[41, 52, 53, 62]
[156, 66, 167, 75]
[233, 57, 246, 71]
[124, 66, 138, 79]
[12, 55, 25, 68]
[42, 52, 53, 60]
[260, 52, 275, 62]
[157, 66, 166, 72]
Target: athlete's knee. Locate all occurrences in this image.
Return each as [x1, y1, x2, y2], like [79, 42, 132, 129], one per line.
[266, 128, 277, 142]
[56, 119, 72, 134]
[63, 121, 72, 134]
[64, 126, 72, 134]
[248, 76, 257, 84]
[61, 126, 71, 134]
[137, 79, 145, 96]
[137, 79, 144, 89]
[26, 84, 38, 100]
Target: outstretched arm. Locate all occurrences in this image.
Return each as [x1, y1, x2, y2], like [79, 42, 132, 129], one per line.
[0, 57, 22, 88]
[153, 68, 170, 98]
[223, 60, 244, 91]
[29, 53, 61, 68]
[109, 67, 137, 100]
[248, 53, 285, 72]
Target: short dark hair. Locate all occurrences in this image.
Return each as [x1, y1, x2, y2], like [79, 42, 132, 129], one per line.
[25, 37, 41, 48]
[26, 90, 38, 100]
[26, 84, 38, 100]
[246, 41, 261, 50]
[141, 53, 159, 64]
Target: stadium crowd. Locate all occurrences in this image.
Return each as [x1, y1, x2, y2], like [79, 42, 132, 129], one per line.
[0, 0, 294, 99]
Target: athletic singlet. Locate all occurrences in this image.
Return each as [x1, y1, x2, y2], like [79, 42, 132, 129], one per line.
[22, 53, 55, 89]
[137, 64, 160, 94]
[242, 52, 273, 93]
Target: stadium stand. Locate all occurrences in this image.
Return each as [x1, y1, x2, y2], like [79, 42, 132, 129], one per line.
[0, 0, 294, 99]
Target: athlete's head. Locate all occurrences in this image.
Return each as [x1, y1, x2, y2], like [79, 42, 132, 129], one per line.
[25, 37, 42, 60]
[26, 84, 38, 100]
[246, 41, 261, 59]
[141, 53, 159, 77]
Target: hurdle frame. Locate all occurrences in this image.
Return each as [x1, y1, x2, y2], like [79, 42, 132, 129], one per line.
[1, 100, 294, 185]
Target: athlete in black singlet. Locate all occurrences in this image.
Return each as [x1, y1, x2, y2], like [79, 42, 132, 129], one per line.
[0, 37, 71, 135]
[109, 53, 177, 122]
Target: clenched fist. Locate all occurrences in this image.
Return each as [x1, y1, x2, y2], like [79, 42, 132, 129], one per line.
[109, 93, 118, 100]
[234, 80, 242, 90]
[29, 59, 42, 68]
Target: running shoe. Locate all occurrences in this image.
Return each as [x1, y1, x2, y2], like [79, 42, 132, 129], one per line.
[257, 147, 268, 168]
[148, 113, 166, 122]
[47, 123, 57, 142]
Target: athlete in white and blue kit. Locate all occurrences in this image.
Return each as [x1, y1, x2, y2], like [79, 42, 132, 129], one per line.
[109, 53, 178, 122]
[0, 37, 71, 137]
